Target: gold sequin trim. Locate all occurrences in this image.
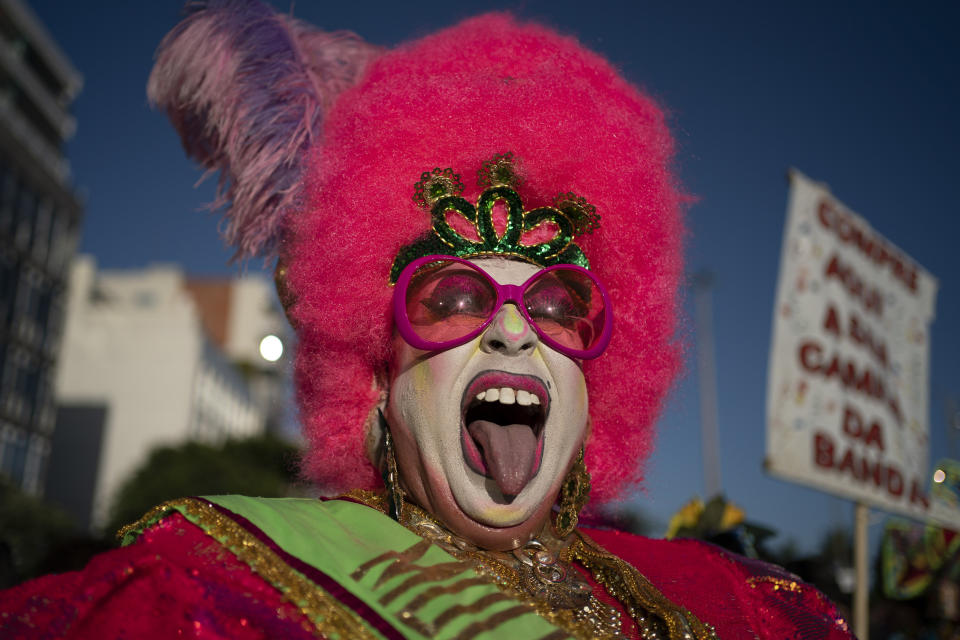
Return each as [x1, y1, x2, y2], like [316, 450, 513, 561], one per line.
[572, 532, 718, 640]
[519, 208, 576, 259]
[746, 576, 804, 593]
[386, 251, 547, 286]
[519, 214, 569, 252]
[118, 498, 379, 640]
[457, 250, 545, 265]
[746, 575, 851, 632]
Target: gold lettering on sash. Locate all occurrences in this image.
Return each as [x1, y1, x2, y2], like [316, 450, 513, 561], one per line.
[402, 576, 490, 613]
[351, 539, 540, 637]
[453, 605, 544, 640]
[350, 538, 432, 581]
[380, 560, 473, 603]
[432, 592, 515, 629]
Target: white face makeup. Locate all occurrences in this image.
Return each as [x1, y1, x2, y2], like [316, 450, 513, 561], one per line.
[387, 257, 589, 549]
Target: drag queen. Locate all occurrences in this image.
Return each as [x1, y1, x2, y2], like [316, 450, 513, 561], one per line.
[0, 2, 854, 638]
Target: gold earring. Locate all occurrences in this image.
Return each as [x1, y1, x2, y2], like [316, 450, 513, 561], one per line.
[554, 447, 591, 538]
[379, 410, 405, 522]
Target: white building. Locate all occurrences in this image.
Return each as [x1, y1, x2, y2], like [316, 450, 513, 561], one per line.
[47, 256, 288, 531]
[0, 0, 83, 495]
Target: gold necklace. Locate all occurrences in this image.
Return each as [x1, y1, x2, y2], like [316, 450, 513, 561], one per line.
[405, 512, 625, 639]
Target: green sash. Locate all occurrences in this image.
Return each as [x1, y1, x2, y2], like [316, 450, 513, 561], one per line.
[121, 495, 567, 640]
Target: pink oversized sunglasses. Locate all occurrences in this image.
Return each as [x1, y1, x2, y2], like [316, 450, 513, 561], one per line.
[393, 255, 613, 359]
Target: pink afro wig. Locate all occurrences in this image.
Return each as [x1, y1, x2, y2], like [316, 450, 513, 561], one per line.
[151, 3, 684, 506]
[288, 14, 685, 505]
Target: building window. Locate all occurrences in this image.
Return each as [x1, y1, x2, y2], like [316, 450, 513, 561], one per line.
[15, 184, 36, 250]
[48, 214, 77, 279]
[21, 433, 47, 495]
[3, 350, 39, 424]
[31, 198, 51, 263]
[0, 162, 13, 233]
[0, 252, 17, 324]
[14, 273, 39, 343]
[36, 288, 52, 343]
[133, 290, 156, 308]
[0, 426, 28, 487]
[45, 204, 60, 274]
[16, 358, 38, 405]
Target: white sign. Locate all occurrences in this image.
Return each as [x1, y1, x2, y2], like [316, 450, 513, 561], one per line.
[766, 170, 952, 526]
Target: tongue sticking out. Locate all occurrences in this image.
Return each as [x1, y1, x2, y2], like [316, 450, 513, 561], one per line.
[467, 420, 538, 496]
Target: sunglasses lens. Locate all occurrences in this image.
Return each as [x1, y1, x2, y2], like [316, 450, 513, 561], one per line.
[524, 268, 607, 353]
[404, 260, 498, 345]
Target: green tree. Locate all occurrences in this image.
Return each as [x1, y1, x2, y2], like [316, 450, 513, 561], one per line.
[0, 476, 76, 588]
[106, 434, 301, 535]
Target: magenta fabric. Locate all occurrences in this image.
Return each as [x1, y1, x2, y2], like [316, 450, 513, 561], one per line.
[0, 514, 315, 640]
[584, 527, 856, 639]
[1, 513, 856, 639]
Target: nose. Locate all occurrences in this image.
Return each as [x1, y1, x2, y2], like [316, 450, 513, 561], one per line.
[480, 304, 538, 356]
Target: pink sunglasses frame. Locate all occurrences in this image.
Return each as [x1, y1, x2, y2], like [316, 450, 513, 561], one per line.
[392, 255, 613, 359]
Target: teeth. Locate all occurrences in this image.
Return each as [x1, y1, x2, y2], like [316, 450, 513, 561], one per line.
[478, 387, 542, 407]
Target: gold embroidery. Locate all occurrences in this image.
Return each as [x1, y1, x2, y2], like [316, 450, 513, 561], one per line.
[379, 560, 475, 605]
[350, 538, 431, 581]
[454, 605, 547, 640]
[572, 532, 718, 639]
[432, 592, 516, 630]
[402, 576, 491, 614]
[345, 525, 540, 636]
[746, 575, 804, 592]
[119, 498, 379, 640]
[395, 610, 432, 636]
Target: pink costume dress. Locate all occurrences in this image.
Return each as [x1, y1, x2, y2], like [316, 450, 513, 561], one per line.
[1, 496, 853, 639]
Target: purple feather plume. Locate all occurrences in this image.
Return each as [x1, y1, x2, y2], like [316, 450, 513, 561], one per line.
[148, 0, 380, 259]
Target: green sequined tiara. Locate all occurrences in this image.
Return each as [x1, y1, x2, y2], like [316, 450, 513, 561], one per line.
[390, 152, 600, 283]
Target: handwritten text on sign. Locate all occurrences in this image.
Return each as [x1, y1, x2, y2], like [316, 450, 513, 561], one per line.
[766, 170, 938, 521]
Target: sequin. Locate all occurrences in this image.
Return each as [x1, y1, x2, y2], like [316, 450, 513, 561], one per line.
[747, 575, 852, 635]
[414, 167, 465, 209]
[572, 534, 717, 640]
[554, 192, 600, 235]
[390, 155, 594, 283]
[119, 498, 380, 640]
[477, 152, 521, 189]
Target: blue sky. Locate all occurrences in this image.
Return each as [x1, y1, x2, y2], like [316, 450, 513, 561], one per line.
[30, 0, 959, 555]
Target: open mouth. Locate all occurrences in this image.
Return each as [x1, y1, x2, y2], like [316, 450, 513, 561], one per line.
[460, 371, 549, 498]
